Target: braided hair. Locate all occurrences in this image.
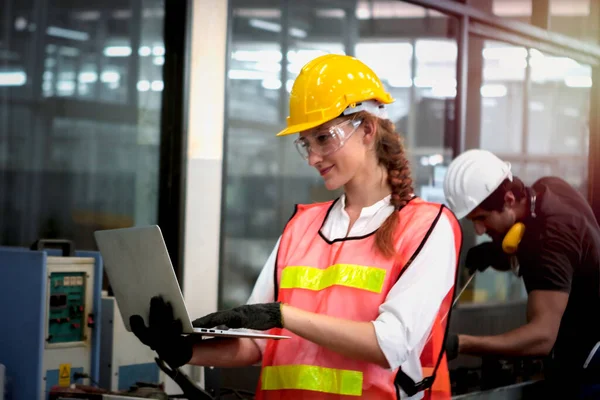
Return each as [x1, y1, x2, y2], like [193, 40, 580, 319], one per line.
[349, 111, 414, 259]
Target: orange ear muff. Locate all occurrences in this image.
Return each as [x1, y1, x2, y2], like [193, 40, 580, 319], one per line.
[502, 222, 526, 254]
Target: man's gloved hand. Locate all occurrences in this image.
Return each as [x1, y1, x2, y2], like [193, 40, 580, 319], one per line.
[130, 296, 193, 369]
[192, 302, 283, 331]
[445, 333, 459, 361]
[465, 241, 511, 275]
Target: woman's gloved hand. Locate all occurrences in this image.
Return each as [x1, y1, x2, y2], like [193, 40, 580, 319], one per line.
[192, 302, 283, 331]
[465, 241, 511, 275]
[130, 296, 194, 369]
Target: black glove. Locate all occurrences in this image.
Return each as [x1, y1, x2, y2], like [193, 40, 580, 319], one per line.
[130, 296, 194, 369]
[445, 333, 459, 361]
[465, 241, 511, 275]
[192, 302, 283, 331]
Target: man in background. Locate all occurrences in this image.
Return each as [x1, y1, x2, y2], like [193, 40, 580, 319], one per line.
[443, 148, 600, 398]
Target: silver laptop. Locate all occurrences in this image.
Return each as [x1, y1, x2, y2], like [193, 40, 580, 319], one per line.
[94, 225, 289, 340]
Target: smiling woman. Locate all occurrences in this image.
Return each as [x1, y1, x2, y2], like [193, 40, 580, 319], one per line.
[132, 54, 463, 400]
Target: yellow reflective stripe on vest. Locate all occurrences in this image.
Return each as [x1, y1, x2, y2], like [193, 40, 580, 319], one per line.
[261, 365, 363, 396]
[280, 264, 386, 293]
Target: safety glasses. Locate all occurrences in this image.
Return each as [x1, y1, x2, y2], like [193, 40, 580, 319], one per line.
[294, 119, 362, 160]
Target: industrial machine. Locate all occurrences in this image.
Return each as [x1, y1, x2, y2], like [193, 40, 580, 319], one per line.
[99, 294, 161, 391]
[0, 239, 102, 400]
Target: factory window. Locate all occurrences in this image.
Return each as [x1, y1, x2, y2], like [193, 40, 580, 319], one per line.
[0, 0, 165, 250]
[491, 0, 598, 44]
[455, 35, 593, 305]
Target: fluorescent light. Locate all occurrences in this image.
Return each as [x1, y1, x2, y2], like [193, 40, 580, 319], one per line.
[73, 11, 101, 21]
[152, 46, 165, 56]
[289, 27, 307, 38]
[356, 8, 370, 19]
[248, 19, 307, 38]
[113, 10, 131, 19]
[103, 46, 132, 57]
[137, 80, 150, 92]
[249, 19, 280, 33]
[234, 8, 281, 18]
[428, 154, 444, 166]
[0, 71, 26, 86]
[57, 81, 76, 92]
[14, 17, 27, 31]
[316, 9, 345, 18]
[78, 72, 98, 83]
[139, 46, 152, 56]
[151, 80, 164, 91]
[47, 26, 89, 41]
[564, 75, 592, 88]
[100, 71, 120, 83]
[261, 78, 281, 90]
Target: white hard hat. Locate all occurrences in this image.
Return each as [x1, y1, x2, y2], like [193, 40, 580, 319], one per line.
[443, 149, 512, 219]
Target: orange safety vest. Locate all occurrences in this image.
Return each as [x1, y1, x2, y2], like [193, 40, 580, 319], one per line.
[256, 197, 462, 399]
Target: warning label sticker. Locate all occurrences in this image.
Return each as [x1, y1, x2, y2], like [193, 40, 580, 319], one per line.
[58, 363, 71, 387]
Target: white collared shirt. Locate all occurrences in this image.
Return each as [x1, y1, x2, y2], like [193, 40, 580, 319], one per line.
[246, 194, 457, 399]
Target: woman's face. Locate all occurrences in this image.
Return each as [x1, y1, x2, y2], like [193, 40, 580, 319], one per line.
[296, 117, 373, 191]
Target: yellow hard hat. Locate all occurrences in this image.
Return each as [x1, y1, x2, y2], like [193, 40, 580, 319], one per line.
[276, 54, 394, 136]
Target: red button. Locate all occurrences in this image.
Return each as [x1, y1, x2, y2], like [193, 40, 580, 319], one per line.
[72, 323, 80, 329]
[79, 306, 84, 312]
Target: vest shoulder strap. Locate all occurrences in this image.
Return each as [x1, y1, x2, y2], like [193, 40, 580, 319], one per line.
[273, 199, 336, 298]
[394, 204, 463, 397]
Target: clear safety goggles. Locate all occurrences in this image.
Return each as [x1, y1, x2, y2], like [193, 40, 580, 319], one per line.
[294, 119, 362, 160]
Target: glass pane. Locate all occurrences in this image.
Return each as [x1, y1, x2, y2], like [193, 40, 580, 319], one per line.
[459, 40, 593, 306]
[0, 0, 164, 249]
[222, 0, 283, 308]
[480, 41, 526, 154]
[492, 0, 532, 23]
[550, 0, 597, 44]
[526, 50, 591, 194]
[492, 0, 597, 44]
[459, 38, 529, 305]
[221, 0, 458, 309]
